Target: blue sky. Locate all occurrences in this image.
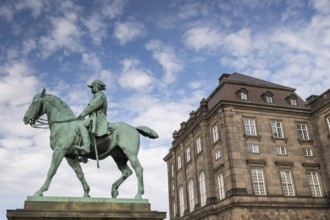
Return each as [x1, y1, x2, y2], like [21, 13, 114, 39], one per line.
[1, 0, 330, 219]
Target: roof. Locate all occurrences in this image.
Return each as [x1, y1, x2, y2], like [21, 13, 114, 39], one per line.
[219, 72, 295, 91]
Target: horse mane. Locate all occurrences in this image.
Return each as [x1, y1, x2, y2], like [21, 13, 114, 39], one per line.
[45, 94, 75, 118]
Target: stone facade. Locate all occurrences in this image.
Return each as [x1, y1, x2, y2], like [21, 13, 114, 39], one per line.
[164, 73, 330, 220]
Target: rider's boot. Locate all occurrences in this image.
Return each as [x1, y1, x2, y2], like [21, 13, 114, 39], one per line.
[75, 124, 91, 155]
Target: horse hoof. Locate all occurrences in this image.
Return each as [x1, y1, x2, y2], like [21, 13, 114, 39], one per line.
[83, 194, 90, 198]
[134, 195, 142, 199]
[111, 190, 119, 198]
[33, 191, 43, 197]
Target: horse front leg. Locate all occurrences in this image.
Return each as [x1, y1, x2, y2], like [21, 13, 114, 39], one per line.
[66, 157, 90, 197]
[33, 149, 65, 197]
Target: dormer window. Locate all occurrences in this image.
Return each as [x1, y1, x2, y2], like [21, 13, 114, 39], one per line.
[287, 94, 298, 106]
[237, 88, 248, 101]
[262, 91, 274, 104]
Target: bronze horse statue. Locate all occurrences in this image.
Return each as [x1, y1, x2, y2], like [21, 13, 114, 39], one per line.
[23, 89, 158, 199]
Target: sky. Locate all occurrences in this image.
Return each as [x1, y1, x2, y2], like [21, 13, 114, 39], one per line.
[0, 0, 330, 219]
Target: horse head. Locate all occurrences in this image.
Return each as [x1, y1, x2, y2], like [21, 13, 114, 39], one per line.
[23, 89, 46, 126]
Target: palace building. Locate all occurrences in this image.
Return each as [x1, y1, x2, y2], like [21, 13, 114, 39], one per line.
[164, 73, 330, 220]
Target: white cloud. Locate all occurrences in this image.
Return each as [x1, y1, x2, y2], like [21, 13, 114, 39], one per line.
[82, 53, 102, 70]
[82, 14, 107, 46]
[145, 39, 183, 84]
[15, 0, 43, 18]
[118, 58, 155, 91]
[114, 21, 146, 46]
[22, 39, 37, 55]
[101, 0, 127, 19]
[0, 5, 14, 21]
[183, 25, 224, 51]
[39, 11, 82, 57]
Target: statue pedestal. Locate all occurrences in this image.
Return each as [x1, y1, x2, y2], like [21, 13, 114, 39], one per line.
[7, 196, 166, 220]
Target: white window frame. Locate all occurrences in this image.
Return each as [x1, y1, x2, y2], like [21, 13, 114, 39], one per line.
[280, 170, 295, 196]
[173, 201, 176, 218]
[248, 144, 260, 153]
[215, 149, 222, 160]
[266, 95, 273, 104]
[307, 172, 322, 197]
[196, 137, 202, 154]
[327, 117, 330, 132]
[199, 171, 207, 207]
[186, 147, 191, 162]
[251, 168, 267, 195]
[177, 155, 182, 170]
[303, 148, 313, 157]
[271, 120, 284, 138]
[212, 125, 220, 143]
[218, 173, 226, 200]
[244, 118, 257, 136]
[297, 124, 310, 140]
[290, 97, 298, 106]
[240, 91, 248, 100]
[171, 164, 174, 178]
[188, 179, 195, 212]
[276, 146, 287, 155]
[179, 185, 185, 217]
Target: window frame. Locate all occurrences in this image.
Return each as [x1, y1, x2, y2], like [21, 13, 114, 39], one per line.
[179, 185, 185, 217]
[177, 155, 182, 170]
[248, 144, 260, 153]
[276, 146, 287, 155]
[188, 179, 195, 212]
[279, 170, 295, 196]
[250, 168, 267, 195]
[307, 171, 322, 197]
[271, 120, 284, 138]
[215, 149, 222, 160]
[218, 173, 226, 200]
[303, 148, 313, 157]
[199, 171, 207, 207]
[186, 147, 191, 162]
[212, 124, 220, 143]
[196, 137, 202, 154]
[244, 118, 258, 136]
[326, 117, 330, 133]
[297, 123, 310, 140]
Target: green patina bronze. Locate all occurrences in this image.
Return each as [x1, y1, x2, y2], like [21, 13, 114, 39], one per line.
[23, 85, 159, 199]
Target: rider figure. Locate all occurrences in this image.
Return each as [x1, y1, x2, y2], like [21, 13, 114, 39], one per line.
[75, 79, 108, 155]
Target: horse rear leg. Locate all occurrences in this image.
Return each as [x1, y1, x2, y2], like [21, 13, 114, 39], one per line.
[127, 155, 144, 199]
[111, 156, 132, 198]
[34, 149, 65, 196]
[66, 157, 90, 197]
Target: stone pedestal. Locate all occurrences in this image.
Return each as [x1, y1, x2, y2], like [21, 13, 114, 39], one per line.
[7, 196, 166, 220]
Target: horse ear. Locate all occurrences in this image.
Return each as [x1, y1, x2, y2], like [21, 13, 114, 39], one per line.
[41, 88, 46, 96]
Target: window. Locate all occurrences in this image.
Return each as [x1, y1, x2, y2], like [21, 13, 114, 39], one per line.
[244, 118, 257, 136]
[196, 137, 202, 154]
[173, 201, 176, 218]
[171, 164, 174, 178]
[276, 146, 287, 155]
[177, 156, 182, 170]
[188, 179, 195, 212]
[307, 172, 322, 197]
[215, 149, 222, 160]
[326, 117, 330, 132]
[297, 124, 310, 140]
[186, 147, 191, 162]
[172, 184, 175, 191]
[271, 120, 284, 138]
[288, 94, 298, 106]
[199, 171, 207, 207]
[237, 88, 248, 100]
[212, 125, 220, 143]
[248, 144, 260, 153]
[218, 174, 226, 200]
[179, 186, 185, 217]
[280, 170, 295, 196]
[251, 169, 267, 195]
[303, 148, 313, 157]
[263, 91, 274, 104]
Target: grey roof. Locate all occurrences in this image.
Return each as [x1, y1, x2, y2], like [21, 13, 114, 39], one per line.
[220, 72, 295, 91]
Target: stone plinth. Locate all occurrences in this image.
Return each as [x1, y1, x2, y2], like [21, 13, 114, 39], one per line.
[7, 196, 166, 220]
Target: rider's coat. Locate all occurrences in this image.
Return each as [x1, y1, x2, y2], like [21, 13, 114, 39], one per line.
[80, 90, 108, 137]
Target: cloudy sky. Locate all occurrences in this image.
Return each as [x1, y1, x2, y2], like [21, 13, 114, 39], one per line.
[1, 0, 330, 218]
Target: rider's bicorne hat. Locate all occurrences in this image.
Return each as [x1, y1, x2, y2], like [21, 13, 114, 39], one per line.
[88, 79, 106, 90]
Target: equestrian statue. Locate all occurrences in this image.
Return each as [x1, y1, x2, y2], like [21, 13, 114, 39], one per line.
[23, 80, 159, 199]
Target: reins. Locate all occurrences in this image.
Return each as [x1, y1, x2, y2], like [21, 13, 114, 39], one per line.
[32, 118, 80, 129]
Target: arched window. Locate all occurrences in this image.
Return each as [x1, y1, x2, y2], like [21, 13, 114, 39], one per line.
[262, 91, 274, 104]
[199, 171, 207, 206]
[286, 94, 298, 106]
[179, 185, 185, 217]
[237, 88, 249, 101]
[188, 179, 195, 212]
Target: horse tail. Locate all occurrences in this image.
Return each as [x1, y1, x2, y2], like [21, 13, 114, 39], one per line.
[136, 126, 159, 139]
